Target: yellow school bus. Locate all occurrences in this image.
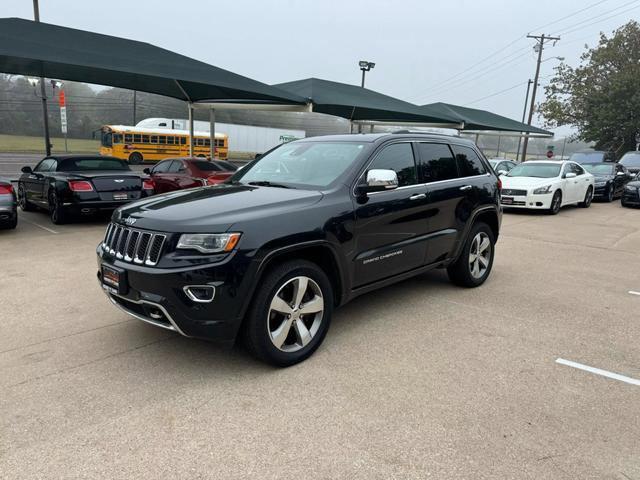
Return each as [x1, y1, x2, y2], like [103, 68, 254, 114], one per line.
[99, 125, 229, 164]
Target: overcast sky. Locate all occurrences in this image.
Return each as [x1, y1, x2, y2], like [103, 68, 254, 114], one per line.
[5, 0, 639, 135]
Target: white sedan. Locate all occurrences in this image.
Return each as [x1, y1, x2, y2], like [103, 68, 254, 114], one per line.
[500, 161, 595, 214]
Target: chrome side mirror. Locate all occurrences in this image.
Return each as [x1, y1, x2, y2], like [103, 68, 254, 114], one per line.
[497, 170, 508, 176]
[361, 169, 399, 193]
[616, 171, 625, 176]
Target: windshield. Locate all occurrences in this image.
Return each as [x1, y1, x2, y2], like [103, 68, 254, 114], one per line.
[507, 162, 561, 178]
[583, 164, 614, 175]
[232, 141, 367, 188]
[58, 157, 131, 172]
[620, 153, 640, 167]
[569, 152, 604, 163]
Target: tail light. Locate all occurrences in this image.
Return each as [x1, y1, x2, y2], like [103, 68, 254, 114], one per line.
[69, 180, 94, 192]
[142, 179, 155, 190]
[206, 176, 225, 185]
[0, 184, 14, 194]
[497, 177, 502, 191]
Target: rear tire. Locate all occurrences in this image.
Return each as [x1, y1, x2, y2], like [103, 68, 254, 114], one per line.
[128, 152, 143, 165]
[18, 183, 35, 211]
[48, 190, 67, 225]
[579, 186, 593, 208]
[549, 190, 562, 215]
[242, 260, 333, 367]
[0, 216, 17, 230]
[447, 222, 495, 288]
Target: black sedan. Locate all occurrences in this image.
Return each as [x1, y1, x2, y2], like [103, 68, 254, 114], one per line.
[622, 172, 640, 208]
[582, 162, 632, 202]
[18, 155, 155, 224]
[0, 177, 18, 229]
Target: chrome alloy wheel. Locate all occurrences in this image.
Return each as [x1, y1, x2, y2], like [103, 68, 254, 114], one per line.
[267, 276, 324, 352]
[469, 232, 491, 279]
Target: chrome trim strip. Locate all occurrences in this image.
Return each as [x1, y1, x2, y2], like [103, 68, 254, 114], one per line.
[103, 287, 188, 336]
[145, 234, 166, 266]
[183, 285, 216, 303]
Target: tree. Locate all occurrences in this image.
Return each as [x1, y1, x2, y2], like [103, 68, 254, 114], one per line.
[540, 21, 640, 158]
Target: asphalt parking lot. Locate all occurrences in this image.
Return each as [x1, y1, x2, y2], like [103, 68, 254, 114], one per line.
[1, 202, 639, 479]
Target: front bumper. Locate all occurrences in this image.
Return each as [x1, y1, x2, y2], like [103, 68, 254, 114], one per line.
[622, 188, 640, 207]
[593, 184, 611, 197]
[97, 244, 254, 344]
[501, 192, 553, 210]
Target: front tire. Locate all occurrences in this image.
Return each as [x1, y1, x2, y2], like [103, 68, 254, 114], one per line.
[128, 152, 143, 165]
[242, 260, 333, 367]
[605, 184, 614, 202]
[18, 184, 35, 211]
[447, 222, 495, 288]
[549, 190, 562, 215]
[580, 186, 593, 208]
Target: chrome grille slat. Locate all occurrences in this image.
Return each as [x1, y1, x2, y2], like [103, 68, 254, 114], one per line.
[101, 223, 167, 266]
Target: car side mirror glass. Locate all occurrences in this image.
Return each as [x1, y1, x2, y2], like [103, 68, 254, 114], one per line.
[565, 172, 577, 179]
[21, 166, 33, 174]
[143, 168, 151, 174]
[359, 169, 399, 194]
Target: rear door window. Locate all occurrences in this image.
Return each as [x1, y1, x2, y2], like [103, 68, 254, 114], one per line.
[416, 143, 459, 182]
[168, 160, 185, 173]
[452, 145, 487, 177]
[152, 160, 172, 173]
[368, 143, 417, 187]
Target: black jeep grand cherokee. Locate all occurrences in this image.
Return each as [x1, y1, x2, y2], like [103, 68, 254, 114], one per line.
[97, 133, 501, 366]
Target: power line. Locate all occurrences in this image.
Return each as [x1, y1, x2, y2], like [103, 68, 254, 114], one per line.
[553, 0, 640, 35]
[528, 0, 610, 33]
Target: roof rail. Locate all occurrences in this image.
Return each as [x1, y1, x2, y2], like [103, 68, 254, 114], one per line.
[391, 129, 459, 136]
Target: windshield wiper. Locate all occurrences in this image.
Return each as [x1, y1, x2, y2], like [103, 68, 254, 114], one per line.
[247, 180, 293, 189]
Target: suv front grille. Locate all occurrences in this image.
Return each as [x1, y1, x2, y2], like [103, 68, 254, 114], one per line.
[102, 223, 166, 266]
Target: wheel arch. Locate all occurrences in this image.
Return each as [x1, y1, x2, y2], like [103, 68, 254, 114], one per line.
[451, 206, 500, 263]
[250, 241, 347, 310]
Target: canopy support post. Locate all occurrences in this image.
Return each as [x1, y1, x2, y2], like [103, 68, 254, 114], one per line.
[188, 102, 194, 157]
[209, 108, 216, 160]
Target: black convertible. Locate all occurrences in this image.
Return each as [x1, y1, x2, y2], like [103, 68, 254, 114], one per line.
[18, 155, 155, 224]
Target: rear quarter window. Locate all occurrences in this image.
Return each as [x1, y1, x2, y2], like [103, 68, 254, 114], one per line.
[452, 145, 487, 177]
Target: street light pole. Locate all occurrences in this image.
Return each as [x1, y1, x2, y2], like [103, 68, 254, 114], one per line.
[521, 34, 560, 162]
[358, 61, 375, 133]
[33, 0, 51, 155]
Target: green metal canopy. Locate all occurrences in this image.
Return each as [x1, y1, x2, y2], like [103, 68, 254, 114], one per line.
[0, 17, 306, 106]
[421, 102, 552, 136]
[274, 78, 461, 125]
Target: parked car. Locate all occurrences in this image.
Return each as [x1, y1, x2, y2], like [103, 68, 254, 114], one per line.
[0, 178, 18, 229]
[143, 157, 237, 194]
[18, 155, 155, 224]
[621, 172, 640, 208]
[500, 160, 595, 214]
[582, 162, 632, 202]
[97, 132, 502, 366]
[619, 151, 640, 174]
[488, 159, 517, 175]
[569, 150, 615, 164]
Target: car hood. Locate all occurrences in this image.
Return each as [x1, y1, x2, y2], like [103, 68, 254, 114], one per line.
[627, 180, 640, 188]
[115, 183, 324, 232]
[501, 176, 557, 188]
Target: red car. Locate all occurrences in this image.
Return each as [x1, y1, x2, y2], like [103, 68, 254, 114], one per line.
[144, 157, 237, 194]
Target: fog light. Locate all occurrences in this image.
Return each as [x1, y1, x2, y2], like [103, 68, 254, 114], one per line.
[183, 285, 216, 303]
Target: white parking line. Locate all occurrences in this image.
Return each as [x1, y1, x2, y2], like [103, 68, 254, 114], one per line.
[628, 291, 640, 296]
[556, 358, 640, 386]
[21, 219, 58, 234]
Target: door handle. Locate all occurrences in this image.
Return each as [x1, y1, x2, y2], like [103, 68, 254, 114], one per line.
[409, 193, 426, 201]
[459, 185, 472, 191]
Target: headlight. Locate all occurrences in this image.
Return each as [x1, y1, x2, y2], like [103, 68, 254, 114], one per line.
[533, 185, 553, 194]
[594, 181, 607, 186]
[177, 233, 241, 253]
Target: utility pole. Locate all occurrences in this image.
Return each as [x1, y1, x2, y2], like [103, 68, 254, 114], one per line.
[33, 0, 51, 156]
[520, 34, 560, 162]
[358, 61, 375, 133]
[132, 90, 137, 125]
[516, 79, 533, 162]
